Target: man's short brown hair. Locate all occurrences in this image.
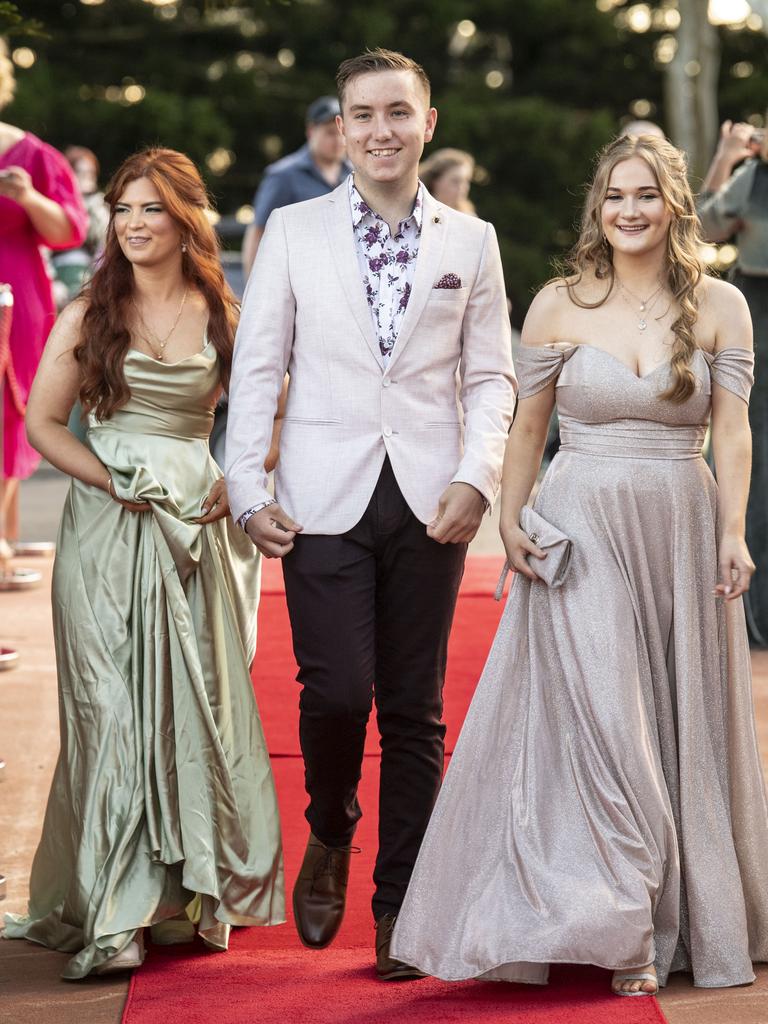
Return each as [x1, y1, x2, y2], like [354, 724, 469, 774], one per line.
[336, 48, 431, 107]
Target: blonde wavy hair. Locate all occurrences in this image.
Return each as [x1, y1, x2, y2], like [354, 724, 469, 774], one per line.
[562, 134, 705, 403]
[0, 38, 15, 111]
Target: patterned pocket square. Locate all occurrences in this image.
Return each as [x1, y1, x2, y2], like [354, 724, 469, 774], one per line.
[434, 273, 462, 289]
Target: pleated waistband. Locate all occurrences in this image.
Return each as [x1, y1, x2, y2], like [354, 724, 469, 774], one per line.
[89, 412, 212, 441]
[559, 419, 706, 460]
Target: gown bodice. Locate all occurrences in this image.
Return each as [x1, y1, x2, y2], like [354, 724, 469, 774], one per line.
[89, 342, 219, 441]
[516, 344, 754, 461]
[86, 341, 223, 525]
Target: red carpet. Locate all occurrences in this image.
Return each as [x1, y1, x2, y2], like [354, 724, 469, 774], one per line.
[122, 556, 667, 1024]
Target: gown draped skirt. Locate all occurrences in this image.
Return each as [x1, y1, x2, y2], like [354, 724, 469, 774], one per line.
[391, 344, 768, 988]
[4, 343, 285, 978]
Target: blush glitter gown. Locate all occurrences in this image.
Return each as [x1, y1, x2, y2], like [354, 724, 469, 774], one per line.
[391, 343, 768, 988]
[4, 341, 285, 978]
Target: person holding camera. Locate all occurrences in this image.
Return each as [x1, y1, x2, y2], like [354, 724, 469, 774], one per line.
[699, 119, 768, 646]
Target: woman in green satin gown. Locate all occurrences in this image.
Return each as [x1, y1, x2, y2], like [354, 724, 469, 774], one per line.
[2, 149, 285, 979]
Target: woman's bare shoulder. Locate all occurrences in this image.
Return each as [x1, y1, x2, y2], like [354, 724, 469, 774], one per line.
[46, 298, 89, 357]
[697, 275, 752, 352]
[698, 273, 745, 307]
[521, 272, 610, 348]
[521, 280, 574, 348]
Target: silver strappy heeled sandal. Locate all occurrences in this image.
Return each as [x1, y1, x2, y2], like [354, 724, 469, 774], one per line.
[612, 969, 659, 996]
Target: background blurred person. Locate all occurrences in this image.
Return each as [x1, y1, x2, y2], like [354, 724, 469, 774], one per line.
[51, 145, 109, 305]
[0, 38, 87, 549]
[216, 96, 346, 467]
[699, 119, 768, 646]
[620, 119, 666, 140]
[419, 147, 476, 214]
[240, 95, 350, 277]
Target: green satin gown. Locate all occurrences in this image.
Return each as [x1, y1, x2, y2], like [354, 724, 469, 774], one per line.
[4, 340, 285, 978]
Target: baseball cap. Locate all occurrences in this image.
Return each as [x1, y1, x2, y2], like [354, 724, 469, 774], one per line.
[306, 96, 341, 125]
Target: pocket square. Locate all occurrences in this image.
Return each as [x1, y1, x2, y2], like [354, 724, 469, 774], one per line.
[434, 273, 462, 289]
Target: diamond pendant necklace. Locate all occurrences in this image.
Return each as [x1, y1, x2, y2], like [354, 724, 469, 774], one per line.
[616, 277, 664, 331]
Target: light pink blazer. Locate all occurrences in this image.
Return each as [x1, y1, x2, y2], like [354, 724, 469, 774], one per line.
[226, 182, 516, 534]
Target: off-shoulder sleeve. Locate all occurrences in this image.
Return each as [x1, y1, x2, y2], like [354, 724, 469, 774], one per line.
[516, 345, 575, 399]
[29, 139, 88, 251]
[703, 347, 755, 403]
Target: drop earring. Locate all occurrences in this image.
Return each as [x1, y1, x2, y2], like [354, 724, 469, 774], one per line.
[181, 242, 187, 254]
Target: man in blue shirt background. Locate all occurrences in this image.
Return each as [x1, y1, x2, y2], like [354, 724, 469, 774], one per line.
[241, 96, 351, 277]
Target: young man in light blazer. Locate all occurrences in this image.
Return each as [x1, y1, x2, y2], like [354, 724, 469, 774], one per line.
[225, 48, 516, 979]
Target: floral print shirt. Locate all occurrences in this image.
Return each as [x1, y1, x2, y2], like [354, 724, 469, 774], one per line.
[349, 176, 423, 367]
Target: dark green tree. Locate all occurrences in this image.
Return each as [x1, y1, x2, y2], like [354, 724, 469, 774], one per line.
[5, 0, 768, 316]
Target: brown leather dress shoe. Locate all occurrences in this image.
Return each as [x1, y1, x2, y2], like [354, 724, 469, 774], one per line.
[293, 832, 355, 949]
[375, 914, 427, 981]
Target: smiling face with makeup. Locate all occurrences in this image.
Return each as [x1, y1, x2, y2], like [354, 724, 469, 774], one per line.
[113, 177, 184, 269]
[601, 156, 672, 260]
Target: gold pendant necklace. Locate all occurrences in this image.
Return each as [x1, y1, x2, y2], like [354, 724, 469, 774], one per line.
[132, 287, 189, 361]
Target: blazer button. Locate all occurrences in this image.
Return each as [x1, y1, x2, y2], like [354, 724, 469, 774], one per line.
[383, 427, 393, 438]
[382, 379, 391, 388]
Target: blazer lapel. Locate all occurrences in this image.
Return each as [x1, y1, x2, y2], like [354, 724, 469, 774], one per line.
[387, 190, 446, 374]
[323, 185, 383, 369]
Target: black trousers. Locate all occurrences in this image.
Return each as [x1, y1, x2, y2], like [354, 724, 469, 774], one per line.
[282, 457, 467, 918]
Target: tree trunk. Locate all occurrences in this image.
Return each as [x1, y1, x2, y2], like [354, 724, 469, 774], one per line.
[665, 0, 720, 182]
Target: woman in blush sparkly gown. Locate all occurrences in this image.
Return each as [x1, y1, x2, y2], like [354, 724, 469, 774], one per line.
[392, 135, 768, 996]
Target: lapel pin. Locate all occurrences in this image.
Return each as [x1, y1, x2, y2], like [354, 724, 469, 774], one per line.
[433, 215, 440, 224]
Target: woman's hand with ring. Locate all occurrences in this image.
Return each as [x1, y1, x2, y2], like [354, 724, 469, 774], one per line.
[500, 522, 546, 582]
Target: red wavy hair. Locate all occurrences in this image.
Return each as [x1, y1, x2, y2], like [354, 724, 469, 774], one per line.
[75, 148, 238, 420]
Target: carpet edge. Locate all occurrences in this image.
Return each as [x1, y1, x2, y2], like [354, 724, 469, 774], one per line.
[121, 973, 137, 1024]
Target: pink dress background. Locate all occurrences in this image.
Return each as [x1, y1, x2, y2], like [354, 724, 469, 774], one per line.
[0, 133, 87, 479]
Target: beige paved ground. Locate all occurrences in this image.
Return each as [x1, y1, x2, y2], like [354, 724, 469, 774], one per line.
[0, 550, 128, 1024]
[1, 468, 767, 1023]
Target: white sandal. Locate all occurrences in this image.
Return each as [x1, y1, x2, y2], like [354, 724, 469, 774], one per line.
[95, 930, 145, 974]
[0, 568, 42, 591]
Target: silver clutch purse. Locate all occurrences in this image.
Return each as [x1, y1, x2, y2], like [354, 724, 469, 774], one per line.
[494, 505, 573, 599]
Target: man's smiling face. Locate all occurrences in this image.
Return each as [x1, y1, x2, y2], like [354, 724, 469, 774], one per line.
[338, 69, 436, 190]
